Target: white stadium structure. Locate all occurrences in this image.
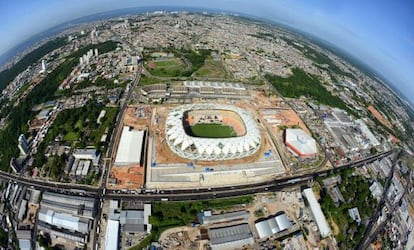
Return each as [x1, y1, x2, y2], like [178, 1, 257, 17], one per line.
[165, 104, 261, 161]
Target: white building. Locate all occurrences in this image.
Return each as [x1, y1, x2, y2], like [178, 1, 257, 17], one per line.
[114, 127, 145, 166]
[303, 188, 331, 238]
[165, 104, 261, 161]
[255, 212, 293, 239]
[284, 129, 317, 157]
[38, 209, 90, 233]
[105, 219, 120, 250]
[73, 149, 101, 166]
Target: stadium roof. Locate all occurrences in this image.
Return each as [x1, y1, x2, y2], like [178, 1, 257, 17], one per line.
[255, 212, 293, 239]
[284, 129, 317, 157]
[114, 127, 144, 166]
[165, 104, 261, 161]
[303, 188, 331, 238]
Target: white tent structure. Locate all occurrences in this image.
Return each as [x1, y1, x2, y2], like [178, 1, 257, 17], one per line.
[255, 212, 292, 239]
[165, 104, 261, 161]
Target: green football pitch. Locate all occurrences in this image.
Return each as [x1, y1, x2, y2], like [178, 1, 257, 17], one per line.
[190, 123, 237, 138]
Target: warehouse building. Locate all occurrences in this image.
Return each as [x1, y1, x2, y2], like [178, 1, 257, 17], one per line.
[41, 192, 96, 218]
[208, 223, 254, 250]
[199, 210, 250, 225]
[255, 212, 293, 239]
[38, 208, 91, 234]
[114, 126, 145, 166]
[303, 188, 331, 238]
[105, 219, 120, 250]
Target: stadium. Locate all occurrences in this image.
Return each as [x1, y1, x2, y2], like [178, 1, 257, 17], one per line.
[165, 104, 261, 161]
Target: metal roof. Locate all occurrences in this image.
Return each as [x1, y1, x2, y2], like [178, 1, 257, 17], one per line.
[254, 213, 292, 239]
[120, 210, 144, 225]
[105, 220, 119, 250]
[38, 208, 89, 233]
[209, 223, 253, 246]
[114, 127, 144, 165]
[303, 188, 331, 237]
[200, 210, 250, 225]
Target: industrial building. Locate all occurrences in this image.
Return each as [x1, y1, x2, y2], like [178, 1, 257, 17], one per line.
[208, 223, 254, 250]
[16, 230, 32, 250]
[41, 191, 96, 218]
[255, 212, 293, 239]
[105, 219, 120, 250]
[114, 126, 145, 166]
[199, 210, 250, 225]
[107, 200, 152, 233]
[303, 188, 331, 238]
[283, 129, 317, 158]
[38, 208, 91, 234]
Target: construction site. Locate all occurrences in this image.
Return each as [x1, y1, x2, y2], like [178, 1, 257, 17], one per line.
[108, 85, 322, 190]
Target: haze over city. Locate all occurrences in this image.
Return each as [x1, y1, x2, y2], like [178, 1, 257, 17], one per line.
[1, 0, 413, 100]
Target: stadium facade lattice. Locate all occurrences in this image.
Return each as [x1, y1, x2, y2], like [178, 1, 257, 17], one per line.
[165, 104, 261, 161]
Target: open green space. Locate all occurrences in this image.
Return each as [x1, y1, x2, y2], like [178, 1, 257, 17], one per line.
[130, 196, 253, 250]
[190, 123, 237, 138]
[144, 48, 212, 78]
[75, 76, 127, 90]
[33, 102, 118, 170]
[265, 68, 356, 114]
[193, 60, 229, 78]
[147, 58, 186, 77]
[318, 168, 376, 249]
[0, 228, 7, 248]
[138, 75, 170, 85]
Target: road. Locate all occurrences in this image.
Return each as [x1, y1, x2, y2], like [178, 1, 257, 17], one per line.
[0, 148, 394, 201]
[0, 138, 394, 249]
[91, 31, 144, 249]
[356, 149, 403, 250]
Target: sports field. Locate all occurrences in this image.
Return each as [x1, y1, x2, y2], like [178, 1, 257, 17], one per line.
[190, 123, 237, 138]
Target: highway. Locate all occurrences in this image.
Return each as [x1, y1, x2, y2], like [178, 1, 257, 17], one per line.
[0, 148, 394, 201]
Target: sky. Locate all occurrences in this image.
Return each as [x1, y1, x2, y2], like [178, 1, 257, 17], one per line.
[1, 0, 413, 99]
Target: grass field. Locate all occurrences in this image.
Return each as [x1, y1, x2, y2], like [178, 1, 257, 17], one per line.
[130, 196, 253, 250]
[193, 60, 229, 78]
[190, 123, 237, 138]
[147, 58, 187, 77]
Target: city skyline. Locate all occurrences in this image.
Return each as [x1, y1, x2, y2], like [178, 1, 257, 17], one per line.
[1, 0, 413, 99]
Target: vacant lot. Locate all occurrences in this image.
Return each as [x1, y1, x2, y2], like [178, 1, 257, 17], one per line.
[193, 60, 229, 78]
